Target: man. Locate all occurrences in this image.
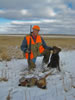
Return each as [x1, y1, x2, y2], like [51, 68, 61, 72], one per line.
[21, 25, 53, 70]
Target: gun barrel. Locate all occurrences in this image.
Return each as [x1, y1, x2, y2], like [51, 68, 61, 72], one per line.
[28, 25, 32, 67]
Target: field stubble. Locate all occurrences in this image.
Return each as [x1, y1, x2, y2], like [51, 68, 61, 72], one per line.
[0, 36, 75, 61]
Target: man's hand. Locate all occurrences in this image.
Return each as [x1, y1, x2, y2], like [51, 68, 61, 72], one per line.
[26, 49, 31, 54]
[23, 49, 31, 57]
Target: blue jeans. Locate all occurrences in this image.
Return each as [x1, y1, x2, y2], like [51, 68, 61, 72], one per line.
[32, 55, 42, 63]
[32, 58, 36, 63]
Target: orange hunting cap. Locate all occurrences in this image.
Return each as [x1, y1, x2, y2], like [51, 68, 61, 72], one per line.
[32, 25, 40, 31]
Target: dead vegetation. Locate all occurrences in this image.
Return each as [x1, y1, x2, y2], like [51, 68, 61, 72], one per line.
[0, 77, 8, 82]
[6, 94, 11, 100]
[0, 36, 24, 61]
[6, 89, 13, 100]
[1, 52, 11, 61]
[0, 35, 75, 61]
[44, 37, 75, 50]
[0, 67, 8, 82]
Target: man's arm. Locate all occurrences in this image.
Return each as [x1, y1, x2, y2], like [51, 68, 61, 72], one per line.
[41, 37, 53, 50]
[21, 37, 28, 53]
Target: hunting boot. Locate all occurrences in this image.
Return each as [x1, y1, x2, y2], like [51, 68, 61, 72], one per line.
[28, 60, 36, 71]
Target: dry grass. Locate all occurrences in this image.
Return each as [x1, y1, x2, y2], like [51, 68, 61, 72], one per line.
[0, 35, 75, 61]
[6, 89, 12, 100]
[6, 94, 11, 100]
[0, 67, 8, 82]
[0, 36, 24, 61]
[43, 37, 75, 50]
[0, 77, 8, 82]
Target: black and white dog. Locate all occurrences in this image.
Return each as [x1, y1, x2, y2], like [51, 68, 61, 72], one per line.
[47, 46, 61, 71]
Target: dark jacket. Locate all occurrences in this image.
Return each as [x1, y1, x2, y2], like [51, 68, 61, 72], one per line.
[21, 35, 53, 53]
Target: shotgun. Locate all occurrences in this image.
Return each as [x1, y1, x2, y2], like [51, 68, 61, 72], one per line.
[28, 25, 32, 68]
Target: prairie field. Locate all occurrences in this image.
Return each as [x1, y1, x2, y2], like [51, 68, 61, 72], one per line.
[0, 35, 75, 100]
[0, 35, 75, 61]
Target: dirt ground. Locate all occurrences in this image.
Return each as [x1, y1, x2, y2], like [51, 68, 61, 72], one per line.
[0, 35, 75, 61]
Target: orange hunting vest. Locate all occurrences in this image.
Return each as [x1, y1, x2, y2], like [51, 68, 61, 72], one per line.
[25, 35, 45, 59]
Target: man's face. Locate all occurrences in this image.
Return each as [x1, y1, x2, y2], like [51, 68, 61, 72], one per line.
[33, 29, 39, 36]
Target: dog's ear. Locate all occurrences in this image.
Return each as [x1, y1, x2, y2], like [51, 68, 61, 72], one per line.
[53, 46, 61, 53]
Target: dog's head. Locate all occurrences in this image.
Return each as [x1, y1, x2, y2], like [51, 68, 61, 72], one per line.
[53, 46, 61, 54]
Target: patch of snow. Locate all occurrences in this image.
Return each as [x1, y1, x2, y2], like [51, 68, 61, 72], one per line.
[0, 50, 75, 100]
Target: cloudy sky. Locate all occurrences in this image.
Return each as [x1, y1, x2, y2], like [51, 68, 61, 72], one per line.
[0, 0, 75, 35]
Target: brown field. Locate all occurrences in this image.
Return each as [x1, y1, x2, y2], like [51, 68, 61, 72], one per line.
[0, 35, 75, 61]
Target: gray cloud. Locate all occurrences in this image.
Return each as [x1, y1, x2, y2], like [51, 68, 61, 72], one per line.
[0, 0, 75, 35]
[0, 9, 32, 20]
[0, 0, 66, 20]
